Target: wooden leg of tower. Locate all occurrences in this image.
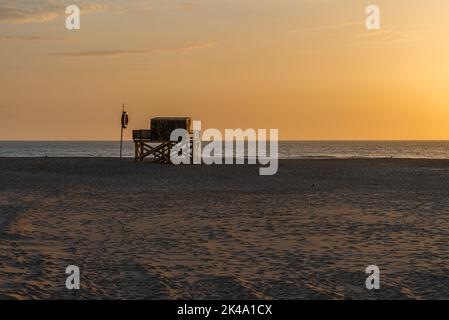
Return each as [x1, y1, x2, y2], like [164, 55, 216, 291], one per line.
[139, 141, 145, 162]
[138, 141, 142, 162]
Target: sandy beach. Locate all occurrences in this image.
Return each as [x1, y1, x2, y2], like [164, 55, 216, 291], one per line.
[0, 158, 449, 299]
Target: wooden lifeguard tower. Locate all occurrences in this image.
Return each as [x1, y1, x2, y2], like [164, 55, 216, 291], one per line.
[133, 117, 192, 163]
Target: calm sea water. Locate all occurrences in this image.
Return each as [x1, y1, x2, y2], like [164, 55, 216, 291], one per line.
[1, 141, 449, 159]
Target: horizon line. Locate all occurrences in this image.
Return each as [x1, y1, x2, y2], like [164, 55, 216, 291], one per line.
[2, 139, 449, 142]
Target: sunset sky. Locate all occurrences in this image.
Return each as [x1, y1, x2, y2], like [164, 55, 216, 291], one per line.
[1, 0, 449, 140]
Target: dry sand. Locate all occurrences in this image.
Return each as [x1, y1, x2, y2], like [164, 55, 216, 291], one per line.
[0, 158, 449, 299]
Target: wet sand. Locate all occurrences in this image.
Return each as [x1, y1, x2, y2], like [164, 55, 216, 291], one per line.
[0, 158, 449, 299]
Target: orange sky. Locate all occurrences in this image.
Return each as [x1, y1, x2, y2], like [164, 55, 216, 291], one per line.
[1, 0, 449, 140]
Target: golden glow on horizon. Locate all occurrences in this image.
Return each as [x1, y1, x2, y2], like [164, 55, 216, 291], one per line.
[1, 0, 449, 140]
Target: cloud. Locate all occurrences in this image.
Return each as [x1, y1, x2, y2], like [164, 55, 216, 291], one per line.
[136, 7, 152, 15]
[353, 29, 417, 43]
[49, 42, 216, 57]
[0, 5, 62, 23]
[0, 35, 66, 41]
[160, 42, 215, 53]
[50, 49, 151, 57]
[0, 1, 125, 24]
[289, 22, 363, 33]
[289, 21, 416, 44]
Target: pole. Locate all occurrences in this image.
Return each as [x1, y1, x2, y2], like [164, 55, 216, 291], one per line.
[120, 103, 124, 159]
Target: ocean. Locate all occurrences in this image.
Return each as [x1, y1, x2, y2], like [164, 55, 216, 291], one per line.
[1, 141, 449, 159]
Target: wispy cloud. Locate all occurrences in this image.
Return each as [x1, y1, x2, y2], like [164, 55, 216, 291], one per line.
[50, 42, 215, 57]
[353, 29, 417, 43]
[0, 1, 125, 24]
[50, 49, 151, 57]
[0, 35, 66, 41]
[177, 0, 209, 13]
[136, 7, 153, 15]
[289, 22, 363, 33]
[289, 21, 416, 44]
[0, 5, 61, 23]
[161, 42, 215, 53]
